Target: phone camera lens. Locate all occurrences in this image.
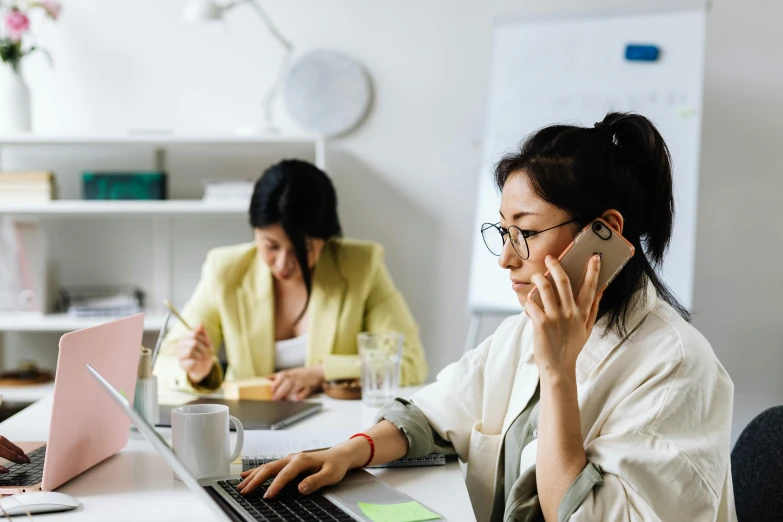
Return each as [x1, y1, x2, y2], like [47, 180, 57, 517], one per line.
[593, 221, 612, 240]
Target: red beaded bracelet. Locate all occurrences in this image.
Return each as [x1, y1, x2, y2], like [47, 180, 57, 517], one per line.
[349, 433, 375, 468]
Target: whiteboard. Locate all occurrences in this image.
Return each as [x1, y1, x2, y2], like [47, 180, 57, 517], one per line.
[468, 10, 706, 314]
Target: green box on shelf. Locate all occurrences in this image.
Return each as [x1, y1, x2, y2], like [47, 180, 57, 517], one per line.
[82, 172, 167, 200]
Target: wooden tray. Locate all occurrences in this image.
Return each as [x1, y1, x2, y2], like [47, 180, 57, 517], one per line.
[322, 379, 362, 400]
[0, 371, 53, 387]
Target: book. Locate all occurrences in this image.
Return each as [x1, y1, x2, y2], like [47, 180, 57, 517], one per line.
[82, 171, 166, 200]
[202, 179, 254, 203]
[0, 171, 53, 182]
[0, 171, 56, 202]
[222, 377, 273, 401]
[237, 431, 446, 471]
[241, 454, 447, 471]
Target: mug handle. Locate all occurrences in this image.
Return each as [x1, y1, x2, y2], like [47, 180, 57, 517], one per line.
[228, 415, 244, 462]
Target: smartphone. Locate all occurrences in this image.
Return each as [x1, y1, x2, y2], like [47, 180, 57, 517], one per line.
[528, 218, 635, 306]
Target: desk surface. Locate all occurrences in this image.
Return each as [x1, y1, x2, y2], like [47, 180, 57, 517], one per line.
[0, 390, 475, 521]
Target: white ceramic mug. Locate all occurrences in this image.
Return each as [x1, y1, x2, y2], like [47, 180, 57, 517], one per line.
[171, 404, 244, 480]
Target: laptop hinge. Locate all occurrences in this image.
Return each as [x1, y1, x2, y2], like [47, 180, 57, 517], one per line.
[203, 486, 246, 522]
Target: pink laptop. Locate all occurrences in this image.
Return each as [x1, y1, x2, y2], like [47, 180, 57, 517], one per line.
[0, 314, 143, 494]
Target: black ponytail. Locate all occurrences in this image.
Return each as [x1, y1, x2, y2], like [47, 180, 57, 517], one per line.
[494, 112, 689, 337]
[598, 113, 674, 266]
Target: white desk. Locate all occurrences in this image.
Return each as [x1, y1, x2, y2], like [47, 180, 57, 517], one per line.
[0, 390, 475, 521]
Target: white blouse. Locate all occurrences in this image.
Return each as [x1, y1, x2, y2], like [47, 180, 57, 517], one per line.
[410, 282, 736, 521]
[274, 334, 308, 371]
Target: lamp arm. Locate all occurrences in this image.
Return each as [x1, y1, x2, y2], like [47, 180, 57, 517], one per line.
[259, 44, 291, 130]
[243, 0, 293, 51]
[233, 0, 294, 131]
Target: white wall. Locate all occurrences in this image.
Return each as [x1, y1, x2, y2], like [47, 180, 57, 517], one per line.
[5, 0, 781, 443]
[11, 0, 495, 378]
[694, 0, 783, 443]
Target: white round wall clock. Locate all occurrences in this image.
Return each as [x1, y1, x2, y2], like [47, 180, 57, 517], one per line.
[284, 50, 372, 137]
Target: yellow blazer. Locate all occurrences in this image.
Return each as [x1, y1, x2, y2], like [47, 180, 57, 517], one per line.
[155, 238, 428, 392]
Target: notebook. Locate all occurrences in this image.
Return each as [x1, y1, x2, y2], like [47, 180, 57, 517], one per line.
[238, 432, 447, 471]
[241, 454, 447, 471]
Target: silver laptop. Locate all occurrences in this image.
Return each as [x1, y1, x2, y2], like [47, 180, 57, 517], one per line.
[87, 365, 445, 522]
[157, 399, 323, 430]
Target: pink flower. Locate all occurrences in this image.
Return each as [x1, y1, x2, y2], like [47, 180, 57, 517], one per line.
[5, 10, 30, 42]
[39, 0, 62, 21]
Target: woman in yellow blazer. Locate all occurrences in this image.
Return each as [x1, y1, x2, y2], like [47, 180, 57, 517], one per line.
[155, 160, 428, 399]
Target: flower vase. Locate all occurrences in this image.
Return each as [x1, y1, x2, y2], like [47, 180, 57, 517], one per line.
[0, 65, 31, 133]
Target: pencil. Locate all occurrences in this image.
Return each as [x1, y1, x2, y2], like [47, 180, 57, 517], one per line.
[150, 311, 171, 368]
[163, 299, 193, 331]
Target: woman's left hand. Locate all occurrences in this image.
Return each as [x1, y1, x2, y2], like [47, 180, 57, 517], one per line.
[525, 254, 602, 376]
[269, 366, 325, 401]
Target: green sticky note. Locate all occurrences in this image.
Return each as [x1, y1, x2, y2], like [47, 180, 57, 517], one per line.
[358, 501, 440, 522]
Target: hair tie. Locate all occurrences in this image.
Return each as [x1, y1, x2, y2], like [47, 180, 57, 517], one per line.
[594, 122, 618, 145]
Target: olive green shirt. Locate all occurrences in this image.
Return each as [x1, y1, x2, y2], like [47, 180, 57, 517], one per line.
[377, 392, 603, 522]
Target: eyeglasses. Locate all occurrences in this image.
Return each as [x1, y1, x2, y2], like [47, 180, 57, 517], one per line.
[481, 220, 576, 260]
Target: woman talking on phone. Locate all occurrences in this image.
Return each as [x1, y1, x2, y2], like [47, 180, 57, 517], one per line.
[155, 159, 428, 399]
[238, 114, 735, 521]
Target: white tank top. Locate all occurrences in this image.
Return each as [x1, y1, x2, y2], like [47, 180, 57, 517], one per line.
[274, 334, 308, 371]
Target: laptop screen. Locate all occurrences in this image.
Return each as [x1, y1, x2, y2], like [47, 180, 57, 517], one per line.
[86, 364, 230, 522]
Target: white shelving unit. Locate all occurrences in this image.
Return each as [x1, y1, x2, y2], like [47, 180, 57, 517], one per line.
[0, 133, 325, 391]
[0, 133, 322, 145]
[0, 200, 248, 216]
[0, 312, 167, 332]
[0, 133, 326, 173]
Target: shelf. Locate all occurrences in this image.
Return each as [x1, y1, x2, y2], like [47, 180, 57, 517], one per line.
[0, 382, 54, 403]
[0, 313, 166, 332]
[0, 200, 249, 216]
[0, 133, 321, 146]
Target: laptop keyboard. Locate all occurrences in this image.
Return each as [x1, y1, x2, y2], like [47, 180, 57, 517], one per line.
[217, 479, 354, 521]
[0, 446, 46, 487]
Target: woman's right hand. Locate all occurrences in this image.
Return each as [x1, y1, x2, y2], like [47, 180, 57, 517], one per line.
[237, 421, 406, 498]
[176, 324, 215, 384]
[237, 446, 355, 498]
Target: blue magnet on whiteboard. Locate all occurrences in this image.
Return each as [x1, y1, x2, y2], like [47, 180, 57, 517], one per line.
[625, 44, 660, 62]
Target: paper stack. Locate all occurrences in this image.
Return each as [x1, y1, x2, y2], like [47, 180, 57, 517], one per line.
[0, 171, 55, 204]
[65, 293, 142, 317]
[202, 179, 254, 205]
[59, 286, 144, 317]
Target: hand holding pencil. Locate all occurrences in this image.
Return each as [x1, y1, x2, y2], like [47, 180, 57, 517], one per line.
[165, 300, 215, 385]
[163, 300, 192, 330]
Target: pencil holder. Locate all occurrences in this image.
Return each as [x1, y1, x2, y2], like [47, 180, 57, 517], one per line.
[133, 347, 159, 425]
[134, 376, 159, 425]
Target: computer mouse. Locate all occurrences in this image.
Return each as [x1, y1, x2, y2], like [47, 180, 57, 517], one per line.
[0, 491, 80, 516]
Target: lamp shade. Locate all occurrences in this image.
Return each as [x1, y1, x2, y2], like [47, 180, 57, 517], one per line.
[183, 0, 226, 22]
